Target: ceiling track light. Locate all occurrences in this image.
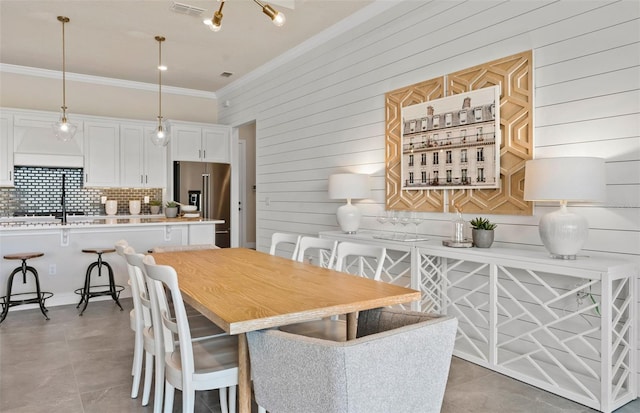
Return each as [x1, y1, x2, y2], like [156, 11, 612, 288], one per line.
[204, 0, 224, 32]
[53, 16, 77, 142]
[150, 35, 169, 147]
[203, 0, 285, 31]
[254, 0, 286, 26]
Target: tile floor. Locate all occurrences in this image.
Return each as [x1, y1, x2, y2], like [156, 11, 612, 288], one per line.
[0, 298, 638, 413]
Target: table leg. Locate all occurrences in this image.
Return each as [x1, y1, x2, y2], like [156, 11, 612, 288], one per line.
[238, 332, 251, 413]
[346, 312, 357, 340]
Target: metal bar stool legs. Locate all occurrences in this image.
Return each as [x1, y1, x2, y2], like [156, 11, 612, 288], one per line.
[76, 248, 124, 316]
[1, 252, 53, 323]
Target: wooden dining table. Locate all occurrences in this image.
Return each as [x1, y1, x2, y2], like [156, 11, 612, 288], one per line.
[152, 247, 421, 413]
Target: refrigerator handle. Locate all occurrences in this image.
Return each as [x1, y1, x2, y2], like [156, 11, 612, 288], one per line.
[202, 174, 211, 219]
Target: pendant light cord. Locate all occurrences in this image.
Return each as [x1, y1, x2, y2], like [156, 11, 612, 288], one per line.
[155, 36, 165, 126]
[58, 16, 70, 118]
[158, 39, 162, 123]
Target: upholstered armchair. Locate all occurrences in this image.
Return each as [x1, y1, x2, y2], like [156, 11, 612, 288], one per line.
[247, 307, 457, 413]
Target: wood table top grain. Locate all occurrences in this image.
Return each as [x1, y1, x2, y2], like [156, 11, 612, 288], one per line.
[152, 247, 421, 334]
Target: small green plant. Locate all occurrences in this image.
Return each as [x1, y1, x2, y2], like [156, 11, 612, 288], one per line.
[470, 217, 497, 230]
[165, 201, 178, 208]
[149, 199, 162, 206]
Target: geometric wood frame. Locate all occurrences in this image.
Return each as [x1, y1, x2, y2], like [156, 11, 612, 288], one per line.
[385, 50, 533, 215]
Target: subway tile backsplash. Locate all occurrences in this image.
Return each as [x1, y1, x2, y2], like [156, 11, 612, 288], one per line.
[0, 166, 162, 216]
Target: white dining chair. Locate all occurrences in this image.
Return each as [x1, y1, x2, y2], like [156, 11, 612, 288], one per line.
[281, 241, 387, 341]
[269, 232, 301, 259]
[115, 239, 144, 399]
[334, 241, 386, 281]
[124, 248, 163, 408]
[124, 248, 227, 412]
[295, 236, 338, 268]
[143, 255, 239, 413]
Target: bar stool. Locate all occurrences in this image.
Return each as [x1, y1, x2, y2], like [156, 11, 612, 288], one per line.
[75, 248, 124, 316]
[1, 252, 53, 323]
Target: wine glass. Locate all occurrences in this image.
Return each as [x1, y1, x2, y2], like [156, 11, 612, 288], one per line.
[410, 211, 423, 240]
[399, 212, 411, 240]
[388, 211, 399, 240]
[376, 210, 389, 237]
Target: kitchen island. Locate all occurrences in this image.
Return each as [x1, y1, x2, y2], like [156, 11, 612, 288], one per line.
[0, 215, 224, 309]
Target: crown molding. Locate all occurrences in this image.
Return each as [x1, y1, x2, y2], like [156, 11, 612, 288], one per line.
[215, 0, 398, 98]
[0, 63, 217, 100]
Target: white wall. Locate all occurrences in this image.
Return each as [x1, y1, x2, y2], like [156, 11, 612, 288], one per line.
[216, 0, 639, 394]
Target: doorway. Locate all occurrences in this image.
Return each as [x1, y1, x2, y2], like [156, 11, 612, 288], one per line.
[237, 122, 256, 249]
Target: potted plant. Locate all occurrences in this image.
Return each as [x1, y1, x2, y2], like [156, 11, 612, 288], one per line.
[164, 201, 178, 218]
[470, 217, 497, 248]
[149, 199, 162, 215]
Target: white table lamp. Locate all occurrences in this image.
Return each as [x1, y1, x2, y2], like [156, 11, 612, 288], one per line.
[328, 173, 370, 233]
[524, 157, 606, 259]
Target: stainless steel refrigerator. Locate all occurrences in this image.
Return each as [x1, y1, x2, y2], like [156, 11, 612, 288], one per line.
[173, 161, 231, 248]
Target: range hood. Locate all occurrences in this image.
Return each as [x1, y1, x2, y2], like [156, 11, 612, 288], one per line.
[13, 115, 84, 168]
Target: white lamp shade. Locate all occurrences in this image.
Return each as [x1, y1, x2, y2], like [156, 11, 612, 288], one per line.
[523, 157, 606, 202]
[328, 174, 370, 200]
[523, 157, 606, 259]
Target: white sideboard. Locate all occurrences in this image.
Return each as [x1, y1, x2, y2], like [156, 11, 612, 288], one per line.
[319, 230, 638, 413]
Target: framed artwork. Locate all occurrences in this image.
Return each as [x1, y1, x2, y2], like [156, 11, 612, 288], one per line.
[385, 50, 533, 215]
[401, 85, 500, 190]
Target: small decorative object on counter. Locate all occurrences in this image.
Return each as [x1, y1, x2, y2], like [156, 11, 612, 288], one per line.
[451, 203, 467, 242]
[470, 217, 497, 248]
[149, 199, 162, 215]
[164, 201, 178, 218]
[443, 203, 473, 248]
[105, 200, 117, 216]
[129, 200, 141, 215]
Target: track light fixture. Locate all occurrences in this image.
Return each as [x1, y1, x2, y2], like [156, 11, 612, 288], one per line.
[254, 0, 286, 26]
[203, 0, 224, 32]
[53, 16, 77, 142]
[150, 35, 169, 147]
[203, 0, 285, 31]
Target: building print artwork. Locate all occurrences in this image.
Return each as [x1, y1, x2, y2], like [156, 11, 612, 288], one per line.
[401, 85, 501, 190]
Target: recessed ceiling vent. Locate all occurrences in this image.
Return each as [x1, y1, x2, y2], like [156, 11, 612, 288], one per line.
[220, 72, 233, 78]
[171, 2, 206, 16]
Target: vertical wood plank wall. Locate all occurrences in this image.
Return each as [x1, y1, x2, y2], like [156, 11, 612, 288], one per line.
[217, 0, 640, 392]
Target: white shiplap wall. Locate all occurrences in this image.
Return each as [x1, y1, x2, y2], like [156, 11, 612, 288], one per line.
[217, 0, 640, 394]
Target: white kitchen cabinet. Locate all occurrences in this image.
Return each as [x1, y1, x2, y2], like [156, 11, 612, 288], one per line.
[120, 123, 167, 187]
[202, 126, 230, 163]
[84, 120, 120, 187]
[11, 109, 84, 168]
[0, 113, 14, 187]
[170, 122, 230, 163]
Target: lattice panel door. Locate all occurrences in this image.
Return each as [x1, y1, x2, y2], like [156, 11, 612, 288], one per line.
[494, 266, 634, 411]
[417, 252, 492, 364]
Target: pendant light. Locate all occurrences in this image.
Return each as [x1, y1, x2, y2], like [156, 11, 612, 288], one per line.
[52, 16, 77, 142]
[150, 35, 169, 147]
[204, 0, 285, 31]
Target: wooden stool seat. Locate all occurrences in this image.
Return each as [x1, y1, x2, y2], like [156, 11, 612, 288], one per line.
[76, 248, 123, 315]
[3, 252, 45, 260]
[82, 248, 116, 255]
[1, 252, 51, 323]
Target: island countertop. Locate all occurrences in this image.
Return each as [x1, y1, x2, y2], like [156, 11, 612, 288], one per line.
[0, 214, 224, 231]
